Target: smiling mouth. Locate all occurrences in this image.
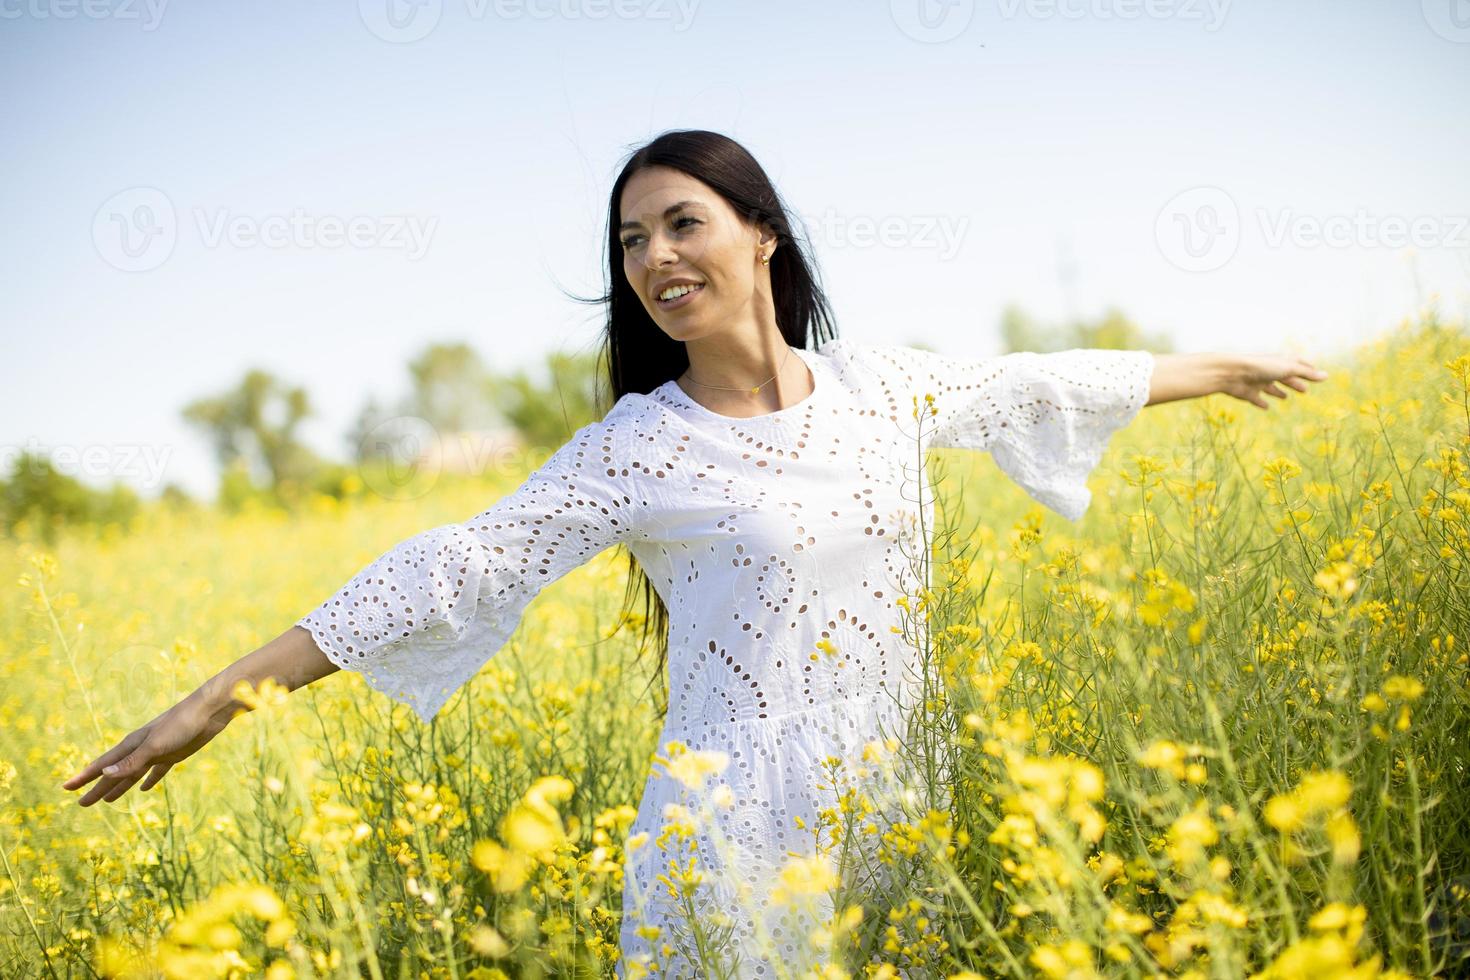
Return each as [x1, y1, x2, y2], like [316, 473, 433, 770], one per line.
[656, 283, 705, 306]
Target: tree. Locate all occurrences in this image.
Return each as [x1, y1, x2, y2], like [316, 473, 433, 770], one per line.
[349, 343, 506, 465]
[999, 305, 1174, 354]
[0, 451, 139, 542]
[404, 342, 501, 434]
[181, 369, 322, 501]
[490, 349, 602, 451]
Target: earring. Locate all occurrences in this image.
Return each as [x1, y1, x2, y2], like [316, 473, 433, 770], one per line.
[759, 250, 770, 266]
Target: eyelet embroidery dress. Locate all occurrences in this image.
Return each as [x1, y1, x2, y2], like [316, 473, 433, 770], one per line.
[294, 337, 1154, 978]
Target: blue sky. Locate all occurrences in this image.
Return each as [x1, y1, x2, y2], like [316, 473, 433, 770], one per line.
[3, 0, 1467, 499]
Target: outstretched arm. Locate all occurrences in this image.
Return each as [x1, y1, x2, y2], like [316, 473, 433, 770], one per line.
[61, 626, 339, 807]
[1145, 352, 1329, 409]
[63, 412, 645, 806]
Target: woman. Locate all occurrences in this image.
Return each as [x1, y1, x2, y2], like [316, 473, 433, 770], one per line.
[62, 129, 1327, 977]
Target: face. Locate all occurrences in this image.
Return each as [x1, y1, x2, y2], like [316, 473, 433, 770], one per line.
[618, 165, 775, 343]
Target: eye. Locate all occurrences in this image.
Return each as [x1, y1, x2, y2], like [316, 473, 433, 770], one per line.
[620, 216, 701, 250]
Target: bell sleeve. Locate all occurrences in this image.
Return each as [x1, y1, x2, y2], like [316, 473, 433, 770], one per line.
[859, 343, 1155, 522]
[294, 417, 645, 724]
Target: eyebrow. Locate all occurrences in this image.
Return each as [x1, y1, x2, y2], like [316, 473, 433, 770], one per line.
[619, 200, 703, 233]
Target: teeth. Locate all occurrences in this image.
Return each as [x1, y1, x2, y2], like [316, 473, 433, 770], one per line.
[659, 283, 702, 301]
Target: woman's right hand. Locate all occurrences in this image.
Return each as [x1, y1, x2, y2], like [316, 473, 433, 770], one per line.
[61, 626, 341, 807]
[61, 690, 241, 807]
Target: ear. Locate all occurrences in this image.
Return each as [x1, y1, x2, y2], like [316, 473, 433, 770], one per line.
[756, 220, 779, 257]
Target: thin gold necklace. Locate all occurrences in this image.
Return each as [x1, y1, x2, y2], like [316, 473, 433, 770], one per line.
[681, 345, 794, 395]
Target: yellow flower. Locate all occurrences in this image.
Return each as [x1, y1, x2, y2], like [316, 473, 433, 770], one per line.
[1297, 771, 1351, 812]
[662, 748, 730, 790]
[1312, 561, 1359, 601]
[770, 853, 839, 904]
[1325, 811, 1361, 865]
[472, 840, 530, 893]
[1106, 903, 1154, 934]
[1308, 901, 1366, 936]
[524, 774, 575, 811]
[468, 923, 511, 957]
[1381, 675, 1424, 700]
[1264, 794, 1304, 833]
[1139, 740, 1187, 780]
[1167, 804, 1218, 865]
[501, 802, 561, 857]
[1029, 939, 1096, 979]
[1266, 770, 1352, 834]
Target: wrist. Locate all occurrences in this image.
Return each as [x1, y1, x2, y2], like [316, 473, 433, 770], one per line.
[1206, 353, 1241, 394]
[191, 670, 249, 718]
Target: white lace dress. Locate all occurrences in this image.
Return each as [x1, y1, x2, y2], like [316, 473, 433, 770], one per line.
[294, 337, 1155, 978]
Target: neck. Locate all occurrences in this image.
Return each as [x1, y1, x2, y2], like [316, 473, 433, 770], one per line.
[674, 330, 814, 416]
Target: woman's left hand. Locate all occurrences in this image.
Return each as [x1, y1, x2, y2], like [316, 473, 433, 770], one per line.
[1219, 354, 1330, 410]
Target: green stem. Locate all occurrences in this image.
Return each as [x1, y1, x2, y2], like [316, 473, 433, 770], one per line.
[0, 836, 63, 980]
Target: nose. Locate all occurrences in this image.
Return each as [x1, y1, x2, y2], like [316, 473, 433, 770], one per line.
[641, 230, 679, 271]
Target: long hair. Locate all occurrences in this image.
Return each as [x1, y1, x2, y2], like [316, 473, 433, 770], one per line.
[569, 129, 839, 717]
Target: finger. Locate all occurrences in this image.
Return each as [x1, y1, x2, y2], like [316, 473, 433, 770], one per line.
[63, 738, 142, 791]
[1265, 383, 1288, 399]
[140, 762, 174, 792]
[96, 738, 159, 784]
[1298, 361, 1329, 380]
[101, 771, 146, 804]
[75, 743, 153, 804]
[78, 776, 125, 807]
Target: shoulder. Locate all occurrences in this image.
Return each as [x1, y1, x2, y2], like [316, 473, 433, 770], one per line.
[603, 389, 665, 444]
[812, 334, 882, 376]
[813, 336, 978, 385]
[551, 392, 667, 484]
